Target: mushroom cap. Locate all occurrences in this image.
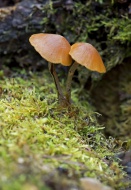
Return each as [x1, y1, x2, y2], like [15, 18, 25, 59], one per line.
[29, 33, 72, 66]
[69, 43, 106, 73]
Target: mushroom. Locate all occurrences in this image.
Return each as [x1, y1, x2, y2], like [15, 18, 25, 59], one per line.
[29, 33, 72, 105]
[66, 42, 106, 103]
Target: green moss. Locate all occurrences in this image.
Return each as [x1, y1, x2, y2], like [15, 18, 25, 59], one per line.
[0, 70, 130, 189]
[102, 16, 131, 44]
[40, 1, 131, 72]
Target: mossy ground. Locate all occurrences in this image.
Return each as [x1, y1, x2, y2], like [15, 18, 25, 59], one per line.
[0, 69, 130, 190]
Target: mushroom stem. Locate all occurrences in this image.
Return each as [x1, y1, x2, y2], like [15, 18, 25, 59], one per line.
[66, 62, 79, 103]
[48, 62, 66, 104]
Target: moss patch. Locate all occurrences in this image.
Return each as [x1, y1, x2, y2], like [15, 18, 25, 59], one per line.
[0, 69, 130, 189]
[40, 0, 131, 72]
[0, 69, 129, 190]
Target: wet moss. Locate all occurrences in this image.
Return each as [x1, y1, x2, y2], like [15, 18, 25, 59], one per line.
[0, 69, 130, 189]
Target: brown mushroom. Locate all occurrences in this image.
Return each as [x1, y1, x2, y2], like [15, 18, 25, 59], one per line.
[29, 33, 72, 105]
[66, 42, 106, 103]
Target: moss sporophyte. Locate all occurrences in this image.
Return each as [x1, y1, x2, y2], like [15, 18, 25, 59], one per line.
[29, 33, 106, 107]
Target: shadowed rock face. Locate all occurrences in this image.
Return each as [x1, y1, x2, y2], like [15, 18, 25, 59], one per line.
[0, 0, 19, 7]
[0, 0, 46, 45]
[117, 150, 131, 190]
[0, 0, 72, 69]
[90, 59, 131, 140]
[0, 0, 48, 69]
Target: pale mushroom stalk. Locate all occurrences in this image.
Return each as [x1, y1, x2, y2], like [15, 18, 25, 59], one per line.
[66, 62, 79, 103]
[29, 33, 72, 106]
[66, 42, 106, 104]
[48, 62, 66, 103]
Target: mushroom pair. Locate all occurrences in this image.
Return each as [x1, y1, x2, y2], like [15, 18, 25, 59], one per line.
[29, 33, 106, 106]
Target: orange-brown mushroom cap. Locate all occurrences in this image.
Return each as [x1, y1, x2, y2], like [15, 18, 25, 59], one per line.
[29, 33, 72, 66]
[69, 43, 106, 73]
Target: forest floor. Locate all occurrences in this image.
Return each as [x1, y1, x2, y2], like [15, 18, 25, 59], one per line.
[0, 68, 130, 190]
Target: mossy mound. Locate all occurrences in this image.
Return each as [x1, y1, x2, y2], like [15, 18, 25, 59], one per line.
[0, 69, 130, 189]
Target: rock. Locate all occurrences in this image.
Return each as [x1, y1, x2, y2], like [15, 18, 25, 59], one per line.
[80, 177, 113, 190]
